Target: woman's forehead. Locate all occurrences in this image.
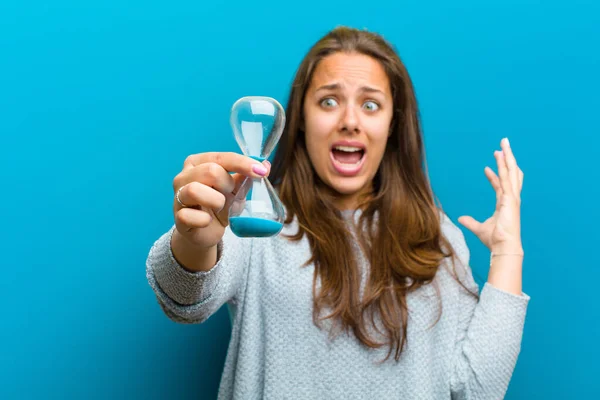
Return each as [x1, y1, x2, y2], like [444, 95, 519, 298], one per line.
[309, 53, 390, 95]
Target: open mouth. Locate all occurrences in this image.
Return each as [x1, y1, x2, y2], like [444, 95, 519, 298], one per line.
[329, 144, 366, 176]
[331, 145, 365, 165]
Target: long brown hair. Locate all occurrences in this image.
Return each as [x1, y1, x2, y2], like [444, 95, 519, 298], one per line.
[270, 26, 474, 362]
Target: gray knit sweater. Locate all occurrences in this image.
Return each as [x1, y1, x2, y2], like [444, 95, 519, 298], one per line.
[146, 210, 529, 399]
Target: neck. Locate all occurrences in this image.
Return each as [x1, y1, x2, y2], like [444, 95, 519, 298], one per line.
[325, 184, 374, 211]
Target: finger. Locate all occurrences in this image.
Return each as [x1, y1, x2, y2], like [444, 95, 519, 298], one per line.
[500, 138, 519, 195]
[180, 162, 238, 194]
[457, 216, 482, 236]
[175, 207, 213, 230]
[183, 152, 269, 179]
[494, 150, 513, 196]
[231, 160, 270, 195]
[176, 181, 227, 212]
[518, 167, 524, 192]
[484, 166, 502, 193]
[484, 166, 503, 211]
[214, 159, 270, 227]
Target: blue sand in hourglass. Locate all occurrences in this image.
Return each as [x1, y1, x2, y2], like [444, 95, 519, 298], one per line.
[229, 217, 283, 237]
[229, 154, 281, 237]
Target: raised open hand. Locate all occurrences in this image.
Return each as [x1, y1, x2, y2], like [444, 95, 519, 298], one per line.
[458, 138, 524, 255]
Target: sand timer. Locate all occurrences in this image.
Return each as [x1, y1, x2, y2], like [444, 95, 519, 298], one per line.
[228, 96, 286, 237]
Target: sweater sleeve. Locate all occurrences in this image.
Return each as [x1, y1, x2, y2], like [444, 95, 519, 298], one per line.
[145, 225, 252, 324]
[442, 217, 530, 400]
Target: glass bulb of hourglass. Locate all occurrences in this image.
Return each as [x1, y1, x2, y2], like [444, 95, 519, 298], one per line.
[228, 96, 286, 238]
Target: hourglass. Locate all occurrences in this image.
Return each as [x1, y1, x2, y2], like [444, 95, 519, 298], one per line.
[228, 96, 286, 237]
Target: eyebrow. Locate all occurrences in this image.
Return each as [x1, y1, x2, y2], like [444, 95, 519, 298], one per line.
[314, 83, 384, 95]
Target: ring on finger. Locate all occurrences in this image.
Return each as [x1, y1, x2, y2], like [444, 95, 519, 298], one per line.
[176, 185, 188, 208]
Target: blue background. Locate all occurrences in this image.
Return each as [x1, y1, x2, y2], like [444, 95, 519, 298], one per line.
[1, 1, 598, 398]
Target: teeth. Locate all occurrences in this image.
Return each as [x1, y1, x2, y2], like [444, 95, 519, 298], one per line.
[333, 146, 363, 152]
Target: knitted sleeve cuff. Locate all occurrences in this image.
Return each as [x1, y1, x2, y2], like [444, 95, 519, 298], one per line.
[149, 225, 225, 306]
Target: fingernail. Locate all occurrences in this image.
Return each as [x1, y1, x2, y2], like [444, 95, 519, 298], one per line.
[263, 160, 271, 168]
[252, 164, 268, 176]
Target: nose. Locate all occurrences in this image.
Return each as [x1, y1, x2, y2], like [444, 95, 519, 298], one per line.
[339, 103, 360, 134]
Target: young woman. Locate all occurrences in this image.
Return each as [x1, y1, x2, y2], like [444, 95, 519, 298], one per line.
[146, 26, 529, 399]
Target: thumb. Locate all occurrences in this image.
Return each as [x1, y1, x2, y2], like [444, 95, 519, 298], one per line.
[457, 216, 481, 236]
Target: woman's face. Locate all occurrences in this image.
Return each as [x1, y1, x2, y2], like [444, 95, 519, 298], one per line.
[303, 52, 394, 210]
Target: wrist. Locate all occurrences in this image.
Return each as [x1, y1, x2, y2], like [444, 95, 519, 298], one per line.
[171, 229, 218, 272]
[491, 242, 524, 256]
[488, 248, 524, 296]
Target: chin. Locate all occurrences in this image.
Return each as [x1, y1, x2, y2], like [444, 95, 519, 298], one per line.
[327, 175, 369, 196]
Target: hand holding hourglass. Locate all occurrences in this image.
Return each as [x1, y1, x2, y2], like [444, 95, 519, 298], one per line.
[170, 97, 284, 254]
[171, 151, 271, 250]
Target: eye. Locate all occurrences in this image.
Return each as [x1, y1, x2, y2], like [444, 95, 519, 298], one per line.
[363, 101, 380, 112]
[320, 98, 338, 108]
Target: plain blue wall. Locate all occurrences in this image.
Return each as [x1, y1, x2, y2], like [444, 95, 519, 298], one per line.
[1, 1, 598, 398]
